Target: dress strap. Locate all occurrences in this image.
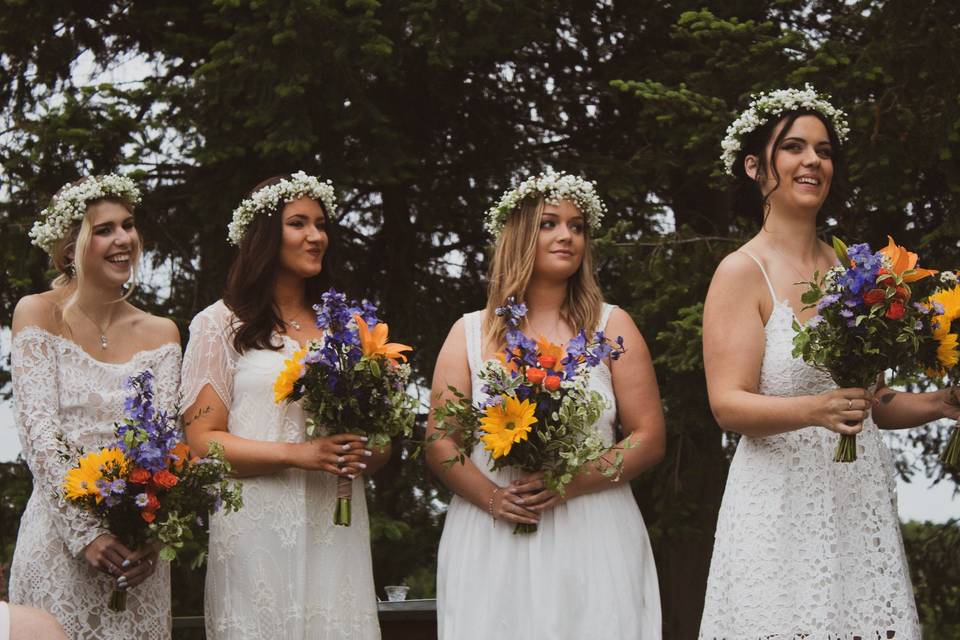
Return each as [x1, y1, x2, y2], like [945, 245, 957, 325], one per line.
[739, 251, 780, 305]
[598, 303, 616, 332]
[463, 310, 484, 375]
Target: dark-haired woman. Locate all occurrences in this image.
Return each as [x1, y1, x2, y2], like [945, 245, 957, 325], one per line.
[11, 175, 180, 639]
[181, 173, 386, 639]
[699, 88, 957, 638]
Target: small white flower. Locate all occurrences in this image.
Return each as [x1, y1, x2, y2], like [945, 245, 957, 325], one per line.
[720, 84, 850, 176]
[29, 174, 141, 254]
[485, 171, 607, 237]
[228, 171, 338, 245]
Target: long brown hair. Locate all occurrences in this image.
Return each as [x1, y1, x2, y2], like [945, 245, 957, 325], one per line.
[483, 196, 603, 348]
[223, 175, 336, 353]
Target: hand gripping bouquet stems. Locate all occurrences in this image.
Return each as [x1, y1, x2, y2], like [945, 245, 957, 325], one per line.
[60, 371, 242, 612]
[793, 236, 938, 462]
[274, 289, 417, 526]
[431, 298, 628, 534]
[915, 271, 960, 466]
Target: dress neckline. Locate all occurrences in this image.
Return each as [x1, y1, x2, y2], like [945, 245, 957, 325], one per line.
[14, 325, 180, 368]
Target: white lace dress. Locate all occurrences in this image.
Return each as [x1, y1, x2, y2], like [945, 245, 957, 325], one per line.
[8, 326, 181, 640]
[180, 300, 379, 640]
[699, 255, 921, 640]
[436, 305, 662, 639]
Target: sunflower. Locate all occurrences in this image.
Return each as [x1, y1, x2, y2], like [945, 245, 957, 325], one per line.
[930, 286, 960, 337]
[274, 346, 308, 403]
[480, 396, 538, 459]
[63, 447, 129, 502]
[936, 333, 960, 371]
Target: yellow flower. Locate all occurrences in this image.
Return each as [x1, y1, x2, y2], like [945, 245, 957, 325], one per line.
[63, 447, 129, 502]
[355, 314, 412, 363]
[930, 286, 960, 338]
[480, 396, 538, 459]
[936, 333, 960, 371]
[274, 346, 308, 403]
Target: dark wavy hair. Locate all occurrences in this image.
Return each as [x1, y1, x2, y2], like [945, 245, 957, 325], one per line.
[731, 110, 847, 224]
[223, 175, 336, 353]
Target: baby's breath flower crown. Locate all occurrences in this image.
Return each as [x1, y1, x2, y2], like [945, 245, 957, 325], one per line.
[227, 171, 338, 246]
[29, 174, 142, 254]
[721, 83, 850, 176]
[485, 171, 607, 237]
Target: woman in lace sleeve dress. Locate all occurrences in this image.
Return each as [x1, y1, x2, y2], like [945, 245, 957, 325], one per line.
[699, 88, 960, 639]
[8, 175, 182, 640]
[426, 173, 665, 639]
[181, 173, 386, 640]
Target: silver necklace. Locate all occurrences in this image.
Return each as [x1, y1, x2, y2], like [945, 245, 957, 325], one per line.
[75, 305, 114, 349]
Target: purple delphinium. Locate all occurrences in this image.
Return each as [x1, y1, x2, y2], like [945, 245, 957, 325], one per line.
[117, 370, 181, 472]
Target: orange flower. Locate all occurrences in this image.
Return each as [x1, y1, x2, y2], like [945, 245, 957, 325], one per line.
[152, 469, 179, 490]
[878, 236, 937, 283]
[354, 315, 412, 363]
[526, 367, 546, 384]
[536, 336, 564, 368]
[141, 510, 156, 523]
[129, 468, 151, 484]
[544, 375, 562, 392]
[168, 442, 191, 471]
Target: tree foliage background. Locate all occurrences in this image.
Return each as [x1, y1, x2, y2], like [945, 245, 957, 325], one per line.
[1, 1, 958, 638]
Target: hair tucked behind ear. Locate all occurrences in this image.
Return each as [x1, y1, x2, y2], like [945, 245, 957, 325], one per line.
[731, 110, 848, 226]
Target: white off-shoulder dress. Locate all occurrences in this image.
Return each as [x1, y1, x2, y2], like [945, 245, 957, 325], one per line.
[436, 305, 662, 639]
[699, 254, 921, 640]
[180, 300, 379, 640]
[9, 326, 181, 640]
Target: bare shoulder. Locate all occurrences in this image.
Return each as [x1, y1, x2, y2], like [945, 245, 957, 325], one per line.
[439, 316, 467, 358]
[605, 306, 644, 341]
[713, 248, 765, 283]
[12, 292, 63, 335]
[127, 309, 181, 348]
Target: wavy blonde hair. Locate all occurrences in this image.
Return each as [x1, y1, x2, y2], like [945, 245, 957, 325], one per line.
[483, 197, 603, 348]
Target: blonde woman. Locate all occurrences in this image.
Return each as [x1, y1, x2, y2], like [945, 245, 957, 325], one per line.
[426, 172, 665, 639]
[9, 176, 181, 639]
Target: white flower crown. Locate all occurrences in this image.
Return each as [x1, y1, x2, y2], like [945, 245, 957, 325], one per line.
[721, 84, 850, 176]
[485, 171, 607, 237]
[227, 171, 338, 246]
[29, 174, 142, 254]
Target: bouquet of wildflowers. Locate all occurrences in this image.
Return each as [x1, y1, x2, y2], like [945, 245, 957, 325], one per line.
[914, 271, 960, 466]
[793, 236, 939, 462]
[431, 298, 627, 534]
[61, 371, 242, 611]
[273, 289, 417, 526]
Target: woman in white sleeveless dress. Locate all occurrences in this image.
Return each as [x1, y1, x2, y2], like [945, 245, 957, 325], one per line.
[9, 176, 181, 639]
[181, 173, 386, 639]
[700, 89, 959, 638]
[427, 173, 665, 639]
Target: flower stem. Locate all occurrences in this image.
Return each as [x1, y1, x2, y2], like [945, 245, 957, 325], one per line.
[941, 421, 960, 468]
[334, 476, 352, 526]
[834, 434, 857, 463]
[513, 523, 538, 535]
[108, 587, 127, 612]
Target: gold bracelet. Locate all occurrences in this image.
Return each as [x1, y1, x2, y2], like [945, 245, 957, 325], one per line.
[487, 486, 503, 521]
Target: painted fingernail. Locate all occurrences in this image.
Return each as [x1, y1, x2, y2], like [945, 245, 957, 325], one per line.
[121, 559, 131, 568]
[348, 474, 356, 479]
[360, 436, 369, 442]
[363, 450, 373, 457]
[358, 463, 367, 469]
[337, 456, 345, 463]
[341, 444, 350, 451]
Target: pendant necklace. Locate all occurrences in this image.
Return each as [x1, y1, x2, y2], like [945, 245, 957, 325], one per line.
[76, 305, 114, 349]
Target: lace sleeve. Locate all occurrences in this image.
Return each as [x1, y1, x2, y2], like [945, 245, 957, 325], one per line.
[11, 328, 107, 556]
[180, 302, 238, 411]
[150, 345, 183, 415]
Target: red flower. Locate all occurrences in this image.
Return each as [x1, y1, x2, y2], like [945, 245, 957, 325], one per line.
[538, 355, 557, 370]
[894, 285, 911, 302]
[876, 269, 896, 288]
[141, 510, 156, 524]
[145, 493, 160, 511]
[152, 469, 178, 490]
[526, 368, 546, 384]
[544, 375, 562, 392]
[863, 288, 885, 305]
[885, 300, 906, 321]
[129, 468, 151, 484]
